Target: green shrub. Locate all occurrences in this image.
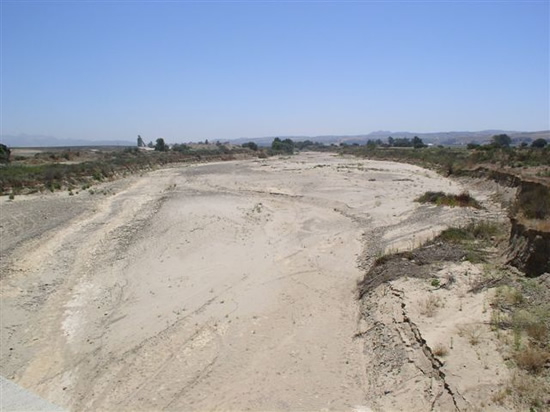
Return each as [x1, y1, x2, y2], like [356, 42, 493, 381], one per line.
[416, 191, 482, 209]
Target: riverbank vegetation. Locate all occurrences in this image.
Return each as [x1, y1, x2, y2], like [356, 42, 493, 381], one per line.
[0, 144, 259, 195]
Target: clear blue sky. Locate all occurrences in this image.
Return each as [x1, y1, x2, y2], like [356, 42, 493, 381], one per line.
[2, 1, 549, 142]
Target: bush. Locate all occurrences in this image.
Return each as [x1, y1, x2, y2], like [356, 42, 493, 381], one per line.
[416, 191, 482, 209]
[493, 286, 524, 309]
[514, 346, 549, 374]
[154, 138, 167, 152]
[0, 144, 11, 163]
[172, 143, 190, 153]
[432, 343, 449, 357]
[531, 138, 548, 148]
[526, 323, 548, 344]
[467, 220, 501, 241]
[271, 138, 294, 154]
[492, 134, 512, 148]
[438, 227, 474, 243]
[419, 295, 443, 317]
[241, 142, 258, 151]
[457, 324, 483, 345]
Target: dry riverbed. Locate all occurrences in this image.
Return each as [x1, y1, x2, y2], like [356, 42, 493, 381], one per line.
[1, 153, 509, 411]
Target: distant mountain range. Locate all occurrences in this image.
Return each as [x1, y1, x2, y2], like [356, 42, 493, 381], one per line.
[0, 134, 134, 148]
[1, 130, 548, 148]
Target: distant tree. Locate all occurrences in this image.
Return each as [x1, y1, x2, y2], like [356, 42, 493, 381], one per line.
[366, 140, 377, 150]
[388, 136, 394, 146]
[412, 136, 426, 149]
[0, 144, 11, 163]
[531, 138, 548, 148]
[218, 144, 231, 154]
[137, 135, 145, 147]
[154, 138, 167, 151]
[205, 139, 209, 145]
[271, 137, 294, 154]
[467, 142, 480, 150]
[393, 137, 412, 147]
[147, 141, 154, 148]
[295, 140, 315, 150]
[172, 143, 190, 153]
[241, 142, 259, 151]
[491, 134, 512, 148]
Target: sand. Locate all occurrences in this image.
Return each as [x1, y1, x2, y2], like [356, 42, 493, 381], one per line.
[1, 152, 506, 411]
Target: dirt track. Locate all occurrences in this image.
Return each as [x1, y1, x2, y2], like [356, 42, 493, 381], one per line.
[1, 153, 488, 411]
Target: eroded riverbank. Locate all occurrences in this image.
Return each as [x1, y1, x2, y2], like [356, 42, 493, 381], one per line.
[1, 153, 506, 411]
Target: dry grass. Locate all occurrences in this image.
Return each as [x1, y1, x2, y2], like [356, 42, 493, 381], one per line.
[492, 285, 524, 309]
[418, 295, 443, 317]
[513, 346, 550, 374]
[526, 322, 548, 344]
[491, 387, 509, 405]
[508, 372, 550, 410]
[490, 309, 511, 330]
[488, 278, 550, 410]
[432, 343, 449, 357]
[457, 324, 483, 346]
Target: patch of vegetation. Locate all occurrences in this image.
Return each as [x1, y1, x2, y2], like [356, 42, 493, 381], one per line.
[172, 143, 191, 153]
[416, 191, 482, 209]
[358, 220, 503, 296]
[154, 138, 168, 152]
[489, 276, 550, 408]
[0, 144, 11, 163]
[270, 138, 295, 154]
[241, 142, 258, 151]
[438, 227, 476, 243]
[507, 372, 550, 411]
[0, 145, 260, 194]
[436, 221, 503, 263]
[531, 138, 548, 149]
[342, 136, 550, 172]
[457, 324, 483, 345]
[419, 295, 443, 317]
[438, 221, 501, 243]
[513, 346, 549, 374]
[432, 343, 449, 357]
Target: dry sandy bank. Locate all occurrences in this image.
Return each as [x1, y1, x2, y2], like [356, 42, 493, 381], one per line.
[1, 153, 503, 411]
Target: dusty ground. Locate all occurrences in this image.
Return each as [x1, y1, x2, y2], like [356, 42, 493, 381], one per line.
[1, 153, 506, 411]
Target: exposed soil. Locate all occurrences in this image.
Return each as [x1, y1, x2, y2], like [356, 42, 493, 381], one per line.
[1, 153, 511, 411]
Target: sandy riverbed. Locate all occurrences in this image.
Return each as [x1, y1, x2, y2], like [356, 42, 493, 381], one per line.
[1, 153, 503, 411]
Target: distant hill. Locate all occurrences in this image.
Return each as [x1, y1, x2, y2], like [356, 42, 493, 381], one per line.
[232, 130, 550, 147]
[0, 134, 134, 148]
